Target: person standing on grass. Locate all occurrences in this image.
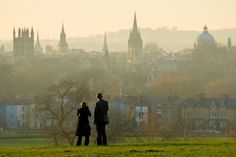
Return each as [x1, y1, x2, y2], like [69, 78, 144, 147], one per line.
[76, 101, 91, 146]
[94, 93, 109, 146]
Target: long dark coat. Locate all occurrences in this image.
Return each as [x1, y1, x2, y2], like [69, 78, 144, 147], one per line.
[76, 107, 91, 136]
[94, 99, 109, 124]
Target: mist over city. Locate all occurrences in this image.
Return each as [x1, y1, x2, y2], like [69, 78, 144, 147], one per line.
[0, 1, 236, 156]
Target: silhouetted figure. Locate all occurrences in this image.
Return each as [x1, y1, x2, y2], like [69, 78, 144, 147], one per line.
[76, 101, 91, 146]
[94, 93, 109, 146]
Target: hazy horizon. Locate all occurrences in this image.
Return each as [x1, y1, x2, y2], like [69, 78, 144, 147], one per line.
[0, 0, 235, 40]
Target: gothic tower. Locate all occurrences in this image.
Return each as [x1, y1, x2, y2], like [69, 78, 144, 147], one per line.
[103, 34, 109, 58]
[103, 34, 109, 71]
[35, 32, 43, 54]
[13, 27, 34, 56]
[128, 13, 143, 64]
[227, 37, 232, 49]
[58, 24, 68, 53]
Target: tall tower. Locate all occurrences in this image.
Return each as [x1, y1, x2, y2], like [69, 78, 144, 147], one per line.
[128, 12, 143, 64]
[103, 34, 109, 71]
[227, 37, 232, 49]
[13, 27, 34, 56]
[103, 34, 109, 58]
[58, 24, 68, 53]
[35, 32, 43, 54]
[30, 28, 35, 53]
[13, 28, 16, 39]
[13, 28, 16, 53]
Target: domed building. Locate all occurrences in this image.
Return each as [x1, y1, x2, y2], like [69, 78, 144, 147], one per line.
[194, 26, 217, 49]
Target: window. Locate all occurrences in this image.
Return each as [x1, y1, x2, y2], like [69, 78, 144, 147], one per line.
[138, 112, 144, 120]
[209, 103, 217, 119]
[157, 104, 162, 114]
[135, 106, 148, 122]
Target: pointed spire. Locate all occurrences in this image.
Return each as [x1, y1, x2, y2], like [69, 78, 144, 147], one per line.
[27, 28, 29, 37]
[133, 12, 138, 32]
[22, 28, 24, 38]
[228, 37, 232, 49]
[13, 27, 16, 38]
[31, 27, 34, 38]
[59, 23, 68, 53]
[128, 12, 143, 64]
[103, 33, 109, 72]
[203, 25, 208, 32]
[35, 31, 43, 53]
[103, 33, 109, 57]
[61, 24, 65, 34]
[18, 28, 21, 38]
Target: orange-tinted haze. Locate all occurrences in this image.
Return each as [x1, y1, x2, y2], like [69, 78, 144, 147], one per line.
[0, 0, 235, 39]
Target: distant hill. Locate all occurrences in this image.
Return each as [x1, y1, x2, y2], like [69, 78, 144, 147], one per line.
[1, 27, 236, 52]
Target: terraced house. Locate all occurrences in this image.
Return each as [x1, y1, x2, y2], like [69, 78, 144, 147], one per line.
[124, 94, 236, 135]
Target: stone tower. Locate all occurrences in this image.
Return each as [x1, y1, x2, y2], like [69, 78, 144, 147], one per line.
[13, 27, 34, 56]
[103, 34, 109, 71]
[58, 24, 68, 53]
[34, 32, 43, 54]
[227, 37, 232, 49]
[128, 13, 143, 64]
[103, 34, 109, 58]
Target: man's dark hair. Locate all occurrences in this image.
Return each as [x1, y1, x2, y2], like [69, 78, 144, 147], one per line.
[97, 93, 103, 99]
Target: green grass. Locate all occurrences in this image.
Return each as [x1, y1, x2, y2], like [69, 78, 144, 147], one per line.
[0, 137, 236, 157]
[0, 138, 48, 147]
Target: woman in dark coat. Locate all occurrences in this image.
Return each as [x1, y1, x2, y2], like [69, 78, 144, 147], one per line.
[76, 101, 91, 146]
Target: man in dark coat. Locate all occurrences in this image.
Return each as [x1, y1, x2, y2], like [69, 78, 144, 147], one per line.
[76, 101, 91, 146]
[94, 93, 109, 146]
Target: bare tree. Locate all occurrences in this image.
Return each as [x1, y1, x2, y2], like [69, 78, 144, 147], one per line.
[36, 79, 90, 145]
[105, 100, 137, 143]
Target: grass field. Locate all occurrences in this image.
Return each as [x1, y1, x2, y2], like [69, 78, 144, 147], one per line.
[0, 137, 236, 157]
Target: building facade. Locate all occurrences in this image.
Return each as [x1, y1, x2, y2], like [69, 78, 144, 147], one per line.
[120, 94, 236, 135]
[181, 94, 236, 134]
[0, 98, 42, 130]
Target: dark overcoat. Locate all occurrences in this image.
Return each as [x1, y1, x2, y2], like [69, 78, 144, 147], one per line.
[94, 99, 109, 124]
[76, 107, 91, 136]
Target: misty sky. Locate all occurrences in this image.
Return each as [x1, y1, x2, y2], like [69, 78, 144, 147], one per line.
[0, 0, 235, 39]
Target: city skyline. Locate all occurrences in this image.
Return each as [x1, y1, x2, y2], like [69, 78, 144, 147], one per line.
[0, 0, 235, 39]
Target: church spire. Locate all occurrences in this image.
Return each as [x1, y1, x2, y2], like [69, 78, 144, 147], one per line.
[228, 37, 232, 49]
[31, 27, 34, 39]
[103, 33, 109, 72]
[59, 23, 68, 53]
[35, 31, 43, 54]
[13, 27, 16, 39]
[61, 24, 65, 34]
[203, 25, 208, 32]
[103, 33, 109, 57]
[133, 12, 138, 32]
[128, 12, 143, 64]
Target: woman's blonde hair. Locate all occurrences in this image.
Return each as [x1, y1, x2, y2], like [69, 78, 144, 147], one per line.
[81, 101, 87, 108]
